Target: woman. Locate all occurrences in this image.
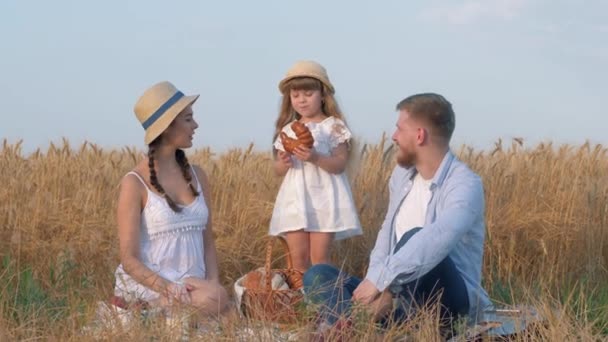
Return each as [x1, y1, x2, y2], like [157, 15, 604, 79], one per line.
[113, 81, 229, 320]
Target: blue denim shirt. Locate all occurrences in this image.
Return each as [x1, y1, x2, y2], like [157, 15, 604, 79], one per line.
[365, 150, 493, 321]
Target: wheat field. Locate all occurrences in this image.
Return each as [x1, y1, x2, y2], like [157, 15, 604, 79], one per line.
[0, 137, 607, 341]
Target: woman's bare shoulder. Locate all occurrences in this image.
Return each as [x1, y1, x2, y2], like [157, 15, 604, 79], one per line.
[120, 160, 150, 193]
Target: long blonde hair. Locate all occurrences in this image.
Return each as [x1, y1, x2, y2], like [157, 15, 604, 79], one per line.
[273, 77, 347, 143]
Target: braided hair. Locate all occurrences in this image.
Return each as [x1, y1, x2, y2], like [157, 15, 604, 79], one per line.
[147, 140, 199, 212]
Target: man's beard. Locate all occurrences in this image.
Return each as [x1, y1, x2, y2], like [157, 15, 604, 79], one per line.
[396, 146, 416, 168]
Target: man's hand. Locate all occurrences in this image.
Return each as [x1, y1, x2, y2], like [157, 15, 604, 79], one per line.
[368, 290, 394, 321]
[353, 279, 381, 304]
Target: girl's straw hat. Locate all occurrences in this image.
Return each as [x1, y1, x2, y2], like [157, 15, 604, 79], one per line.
[134, 81, 199, 145]
[278, 60, 335, 95]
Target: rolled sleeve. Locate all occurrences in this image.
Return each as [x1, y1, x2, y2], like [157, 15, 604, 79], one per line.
[364, 166, 409, 291]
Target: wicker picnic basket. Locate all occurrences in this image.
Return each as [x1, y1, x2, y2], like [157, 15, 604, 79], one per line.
[239, 238, 304, 324]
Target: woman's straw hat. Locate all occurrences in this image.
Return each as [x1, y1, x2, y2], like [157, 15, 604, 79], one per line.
[278, 60, 335, 94]
[134, 81, 199, 145]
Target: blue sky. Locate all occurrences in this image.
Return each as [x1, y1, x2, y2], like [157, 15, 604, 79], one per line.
[1, 0, 606, 153]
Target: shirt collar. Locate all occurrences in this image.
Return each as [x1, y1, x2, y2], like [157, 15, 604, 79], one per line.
[400, 150, 455, 189]
[406, 150, 454, 190]
[430, 150, 454, 189]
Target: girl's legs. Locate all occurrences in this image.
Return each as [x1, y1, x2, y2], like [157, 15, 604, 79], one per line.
[284, 230, 311, 272]
[309, 232, 334, 265]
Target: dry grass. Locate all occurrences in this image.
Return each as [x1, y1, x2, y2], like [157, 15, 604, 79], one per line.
[0, 137, 607, 340]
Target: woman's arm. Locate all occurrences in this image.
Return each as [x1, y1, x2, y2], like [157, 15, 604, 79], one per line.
[117, 175, 171, 294]
[194, 165, 221, 282]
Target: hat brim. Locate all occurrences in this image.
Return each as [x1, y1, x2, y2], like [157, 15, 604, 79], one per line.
[144, 94, 199, 145]
[279, 74, 335, 94]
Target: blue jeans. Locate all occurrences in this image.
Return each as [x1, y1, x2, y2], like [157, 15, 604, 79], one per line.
[303, 227, 469, 326]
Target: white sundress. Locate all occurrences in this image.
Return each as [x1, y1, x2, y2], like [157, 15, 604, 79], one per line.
[270, 116, 362, 241]
[113, 167, 208, 303]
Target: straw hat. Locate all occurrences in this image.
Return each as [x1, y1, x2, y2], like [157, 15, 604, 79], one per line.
[134, 81, 199, 145]
[278, 60, 335, 94]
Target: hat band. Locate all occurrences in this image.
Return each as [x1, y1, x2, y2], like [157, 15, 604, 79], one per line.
[141, 91, 185, 129]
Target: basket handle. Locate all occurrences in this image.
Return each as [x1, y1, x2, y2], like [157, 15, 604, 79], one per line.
[263, 237, 294, 291]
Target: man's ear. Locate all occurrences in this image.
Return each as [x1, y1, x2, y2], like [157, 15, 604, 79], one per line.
[416, 127, 427, 145]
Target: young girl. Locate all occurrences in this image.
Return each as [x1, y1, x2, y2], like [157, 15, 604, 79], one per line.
[270, 60, 362, 272]
[113, 81, 230, 321]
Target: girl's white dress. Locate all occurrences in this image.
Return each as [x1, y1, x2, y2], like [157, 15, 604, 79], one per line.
[270, 116, 362, 240]
[113, 168, 208, 303]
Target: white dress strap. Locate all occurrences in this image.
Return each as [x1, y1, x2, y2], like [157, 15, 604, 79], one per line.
[189, 165, 202, 193]
[126, 171, 151, 191]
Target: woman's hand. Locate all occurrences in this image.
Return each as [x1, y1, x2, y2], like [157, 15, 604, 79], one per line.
[163, 282, 191, 305]
[182, 277, 230, 314]
[292, 145, 319, 163]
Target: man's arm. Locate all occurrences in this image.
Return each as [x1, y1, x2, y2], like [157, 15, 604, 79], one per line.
[356, 166, 411, 303]
[371, 174, 484, 291]
[364, 166, 403, 285]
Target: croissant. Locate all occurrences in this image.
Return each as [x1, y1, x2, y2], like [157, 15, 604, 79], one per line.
[280, 132, 300, 154]
[280, 121, 315, 154]
[243, 269, 264, 290]
[291, 121, 314, 148]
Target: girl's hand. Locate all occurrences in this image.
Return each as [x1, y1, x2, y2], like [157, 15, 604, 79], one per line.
[277, 150, 293, 168]
[163, 282, 191, 305]
[292, 146, 318, 163]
